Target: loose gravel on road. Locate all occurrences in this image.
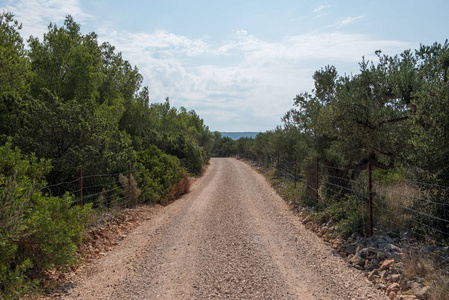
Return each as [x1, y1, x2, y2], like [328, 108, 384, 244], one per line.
[64, 158, 387, 299]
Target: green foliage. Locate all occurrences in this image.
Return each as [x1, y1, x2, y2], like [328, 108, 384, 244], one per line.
[2, 13, 209, 184]
[284, 57, 415, 174]
[372, 167, 407, 183]
[0, 12, 212, 298]
[135, 145, 185, 203]
[0, 13, 31, 143]
[235, 40, 449, 243]
[132, 99, 210, 175]
[28, 16, 103, 103]
[210, 132, 236, 157]
[410, 41, 449, 181]
[11, 89, 133, 183]
[0, 141, 91, 298]
[0, 12, 29, 96]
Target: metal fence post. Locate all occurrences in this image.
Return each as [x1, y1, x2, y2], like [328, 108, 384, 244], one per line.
[368, 162, 373, 236]
[79, 168, 83, 206]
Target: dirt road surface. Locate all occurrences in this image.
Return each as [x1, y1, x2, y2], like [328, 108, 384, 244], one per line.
[64, 158, 387, 299]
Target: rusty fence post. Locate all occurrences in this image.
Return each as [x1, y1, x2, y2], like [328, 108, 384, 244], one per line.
[368, 162, 373, 236]
[79, 168, 83, 206]
[316, 157, 319, 204]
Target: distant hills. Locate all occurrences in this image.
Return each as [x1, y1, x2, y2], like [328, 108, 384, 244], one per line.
[220, 132, 260, 140]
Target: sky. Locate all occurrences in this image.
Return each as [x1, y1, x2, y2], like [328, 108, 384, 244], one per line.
[1, 0, 448, 132]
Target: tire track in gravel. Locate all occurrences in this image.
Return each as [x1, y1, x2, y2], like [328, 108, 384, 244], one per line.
[64, 158, 387, 299]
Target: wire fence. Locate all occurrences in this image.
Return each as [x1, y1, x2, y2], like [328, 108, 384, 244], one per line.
[243, 153, 449, 248]
[38, 155, 449, 251]
[41, 166, 133, 209]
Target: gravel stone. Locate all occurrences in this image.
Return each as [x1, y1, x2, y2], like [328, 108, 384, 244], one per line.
[62, 158, 387, 299]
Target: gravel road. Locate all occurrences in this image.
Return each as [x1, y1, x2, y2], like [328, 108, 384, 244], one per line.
[65, 158, 387, 299]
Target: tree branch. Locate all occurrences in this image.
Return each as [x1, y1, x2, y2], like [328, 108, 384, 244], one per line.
[356, 115, 409, 130]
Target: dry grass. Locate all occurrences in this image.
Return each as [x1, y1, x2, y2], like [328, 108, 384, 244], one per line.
[119, 173, 141, 207]
[374, 180, 449, 300]
[403, 250, 433, 280]
[402, 250, 449, 300]
[374, 180, 421, 231]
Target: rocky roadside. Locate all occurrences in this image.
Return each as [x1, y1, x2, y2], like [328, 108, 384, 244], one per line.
[299, 214, 434, 300]
[42, 204, 164, 298]
[249, 161, 449, 300]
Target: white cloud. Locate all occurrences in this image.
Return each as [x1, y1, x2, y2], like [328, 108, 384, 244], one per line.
[0, 0, 415, 131]
[4, 0, 92, 39]
[313, 4, 331, 17]
[102, 28, 411, 131]
[339, 15, 364, 26]
[313, 4, 331, 14]
[101, 28, 211, 57]
[217, 31, 411, 65]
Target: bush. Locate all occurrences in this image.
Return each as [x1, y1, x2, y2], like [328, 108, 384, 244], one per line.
[151, 132, 207, 175]
[135, 145, 186, 204]
[313, 192, 369, 238]
[0, 140, 91, 298]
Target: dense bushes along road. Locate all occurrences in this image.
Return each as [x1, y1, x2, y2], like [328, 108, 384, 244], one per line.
[61, 158, 387, 299]
[212, 40, 449, 246]
[0, 12, 212, 298]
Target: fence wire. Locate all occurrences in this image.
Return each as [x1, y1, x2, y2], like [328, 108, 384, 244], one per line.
[41, 169, 131, 208]
[244, 154, 449, 247]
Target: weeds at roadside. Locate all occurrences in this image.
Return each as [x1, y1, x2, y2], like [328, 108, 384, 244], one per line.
[402, 250, 449, 300]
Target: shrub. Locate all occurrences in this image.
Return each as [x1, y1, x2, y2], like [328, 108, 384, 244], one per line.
[0, 140, 91, 298]
[135, 145, 186, 204]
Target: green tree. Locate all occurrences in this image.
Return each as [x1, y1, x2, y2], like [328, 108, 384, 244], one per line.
[0, 13, 31, 142]
[13, 89, 133, 184]
[28, 16, 102, 103]
[410, 41, 449, 182]
[285, 56, 417, 174]
[406, 41, 449, 240]
[210, 132, 236, 157]
[0, 12, 29, 95]
[19, 16, 135, 183]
